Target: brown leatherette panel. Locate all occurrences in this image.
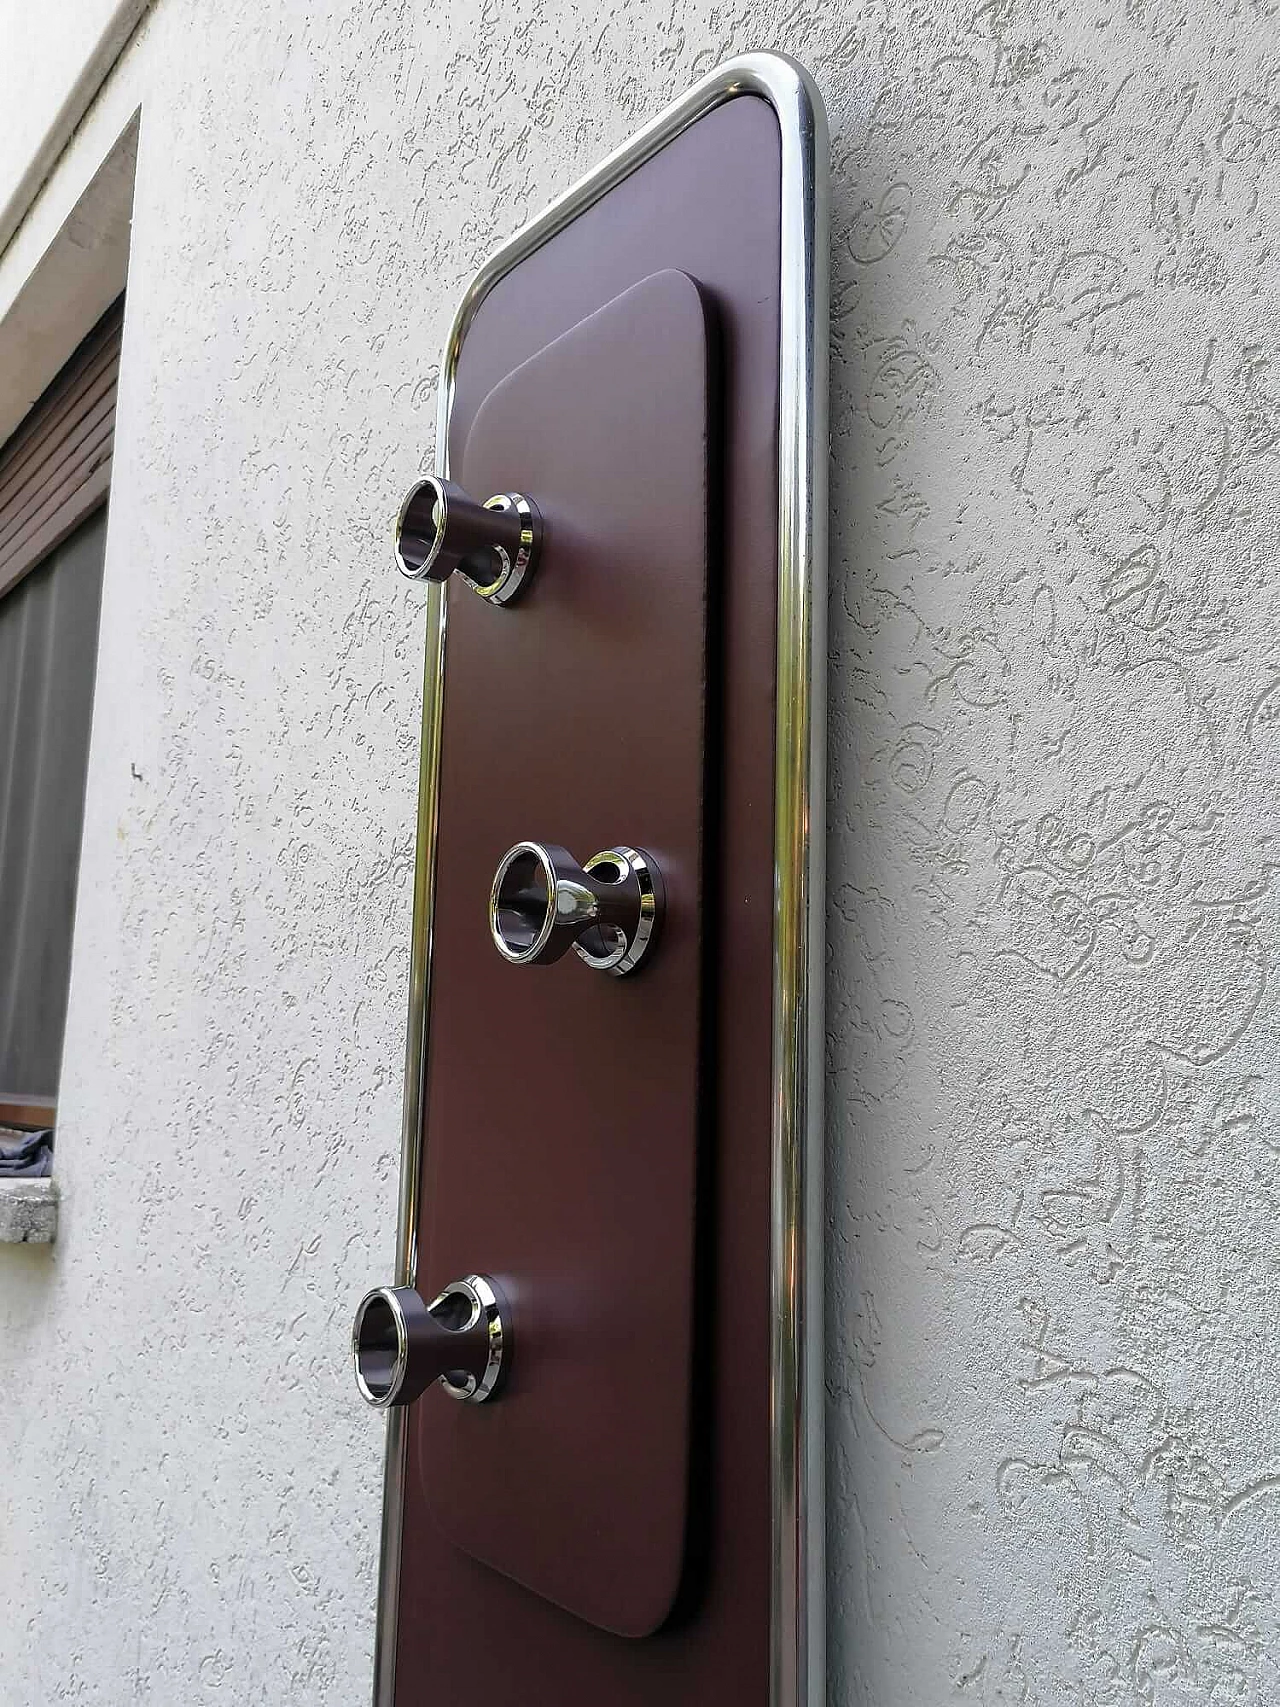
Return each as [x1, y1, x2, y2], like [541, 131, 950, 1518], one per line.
[397, 94, 781, 1706]
[415, 269, 712, 1639]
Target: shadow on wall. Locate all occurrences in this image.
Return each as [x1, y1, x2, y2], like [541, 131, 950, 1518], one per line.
[0, 1242, 57, 1330]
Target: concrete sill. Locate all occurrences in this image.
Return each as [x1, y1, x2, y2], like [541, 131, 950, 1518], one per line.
[0, 1178, 58, 1243]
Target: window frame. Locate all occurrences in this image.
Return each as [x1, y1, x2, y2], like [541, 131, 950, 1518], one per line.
[0, 297, 122, 1130]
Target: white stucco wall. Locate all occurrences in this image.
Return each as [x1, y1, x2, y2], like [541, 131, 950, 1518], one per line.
[0, 0, 130, 201]
[1, 1, 1278, 1703]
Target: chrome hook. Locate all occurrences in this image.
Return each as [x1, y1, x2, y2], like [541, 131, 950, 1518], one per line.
[352, 1274, 507, 1407]
[489, 842, 664, 976]
[394, 474, 540, 605]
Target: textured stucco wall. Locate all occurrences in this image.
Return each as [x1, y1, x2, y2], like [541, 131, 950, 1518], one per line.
[0, 1, 1277, 1703]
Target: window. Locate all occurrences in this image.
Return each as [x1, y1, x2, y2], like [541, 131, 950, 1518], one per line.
[0, 299, 121, 1131]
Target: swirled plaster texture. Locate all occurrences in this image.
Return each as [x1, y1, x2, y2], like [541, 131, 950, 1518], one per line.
[0, 1, 1278, 1703]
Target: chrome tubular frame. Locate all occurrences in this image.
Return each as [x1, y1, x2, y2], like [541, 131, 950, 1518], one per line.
[372, 50, 828, 1707]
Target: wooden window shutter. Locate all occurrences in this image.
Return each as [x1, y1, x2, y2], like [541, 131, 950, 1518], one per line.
[0, 297, 123, 602]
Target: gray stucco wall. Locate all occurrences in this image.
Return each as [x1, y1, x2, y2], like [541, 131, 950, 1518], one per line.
[0, 1, 1277, 1703]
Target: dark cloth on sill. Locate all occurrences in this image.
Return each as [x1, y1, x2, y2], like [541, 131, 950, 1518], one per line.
[0, 1127, 53, 1177]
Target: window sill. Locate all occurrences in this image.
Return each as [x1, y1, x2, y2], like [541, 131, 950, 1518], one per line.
[0, 1178, 58, 1243]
